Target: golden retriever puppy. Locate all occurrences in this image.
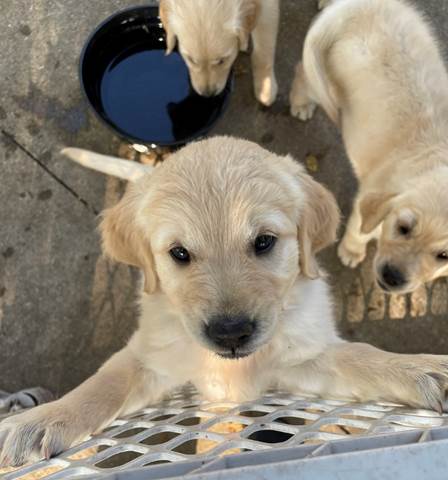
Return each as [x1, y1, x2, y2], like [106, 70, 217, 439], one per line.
[2, 137, 448, 467]
[159, 0, 279, 106]
[290, 0, 448, 294]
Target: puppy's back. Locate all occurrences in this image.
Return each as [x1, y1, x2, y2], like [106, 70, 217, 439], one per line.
[304, 0, 448, 130]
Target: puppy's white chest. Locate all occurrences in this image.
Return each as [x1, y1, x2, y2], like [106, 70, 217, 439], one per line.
[191, 353, 269, 402]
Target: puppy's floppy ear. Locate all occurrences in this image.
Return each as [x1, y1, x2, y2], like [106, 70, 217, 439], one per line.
[360, 191, 397, 234]
[237, 0, 260, 51]
[298, 172, 340, 279]
[100, 192, 158, 294]
[159, 0, 176, 55]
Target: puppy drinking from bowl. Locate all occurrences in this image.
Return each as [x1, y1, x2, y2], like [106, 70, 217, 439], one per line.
[2, 137, 448, 466]
[290, 0, 448, 294]
[159, 0, 279, 106]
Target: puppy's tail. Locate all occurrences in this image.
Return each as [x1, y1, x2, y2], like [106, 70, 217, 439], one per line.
[61, 148, 152, 182]
[302, 7, 342, 124]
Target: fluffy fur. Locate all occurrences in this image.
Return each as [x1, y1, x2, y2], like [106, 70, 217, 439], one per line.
[1, 137, 448, 467]
[159, 0, 279, 105]
[290, 0, 448, 294]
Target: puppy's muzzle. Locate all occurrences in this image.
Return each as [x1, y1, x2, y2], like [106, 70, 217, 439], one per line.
[205, 315, 256, 355]
[200, 86, 219, 97]
[378, 263, 407, 291]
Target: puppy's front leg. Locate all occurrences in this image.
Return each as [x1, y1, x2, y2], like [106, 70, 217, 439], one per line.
[338, 194, 377, 268]
[0, 346, 167, 467]
[286, 343, 448, 412]
[290, 61, 317, 121]
[251, 0, 279, 106]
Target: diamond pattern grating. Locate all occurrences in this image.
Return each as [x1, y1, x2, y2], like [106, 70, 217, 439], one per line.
[4, 388, 448, 479]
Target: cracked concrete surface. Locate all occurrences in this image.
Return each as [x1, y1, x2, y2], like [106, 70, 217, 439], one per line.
[1, 0, 448, 395]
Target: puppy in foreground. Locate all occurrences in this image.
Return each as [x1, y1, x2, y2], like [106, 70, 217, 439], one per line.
[2, 137, 448, 467]
[290, 0, 448, 294]
[159, 0, 279, 106]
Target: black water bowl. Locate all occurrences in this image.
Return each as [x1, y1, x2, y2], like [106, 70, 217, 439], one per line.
[80, 6, 233, 147]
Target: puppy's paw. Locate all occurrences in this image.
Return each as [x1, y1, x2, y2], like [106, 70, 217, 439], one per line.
[0, 402, 84, 467]
[290, 102, 316, 121]
[318, 0, 333, 10]
[394, 356, 448, 413]
[338, 237, 366, 268]
[254, 72, 278, 106]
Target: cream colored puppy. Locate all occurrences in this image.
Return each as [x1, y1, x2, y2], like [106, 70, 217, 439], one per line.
[2, 137, 448, 467]
[159, 0, 279, 106]
[290, 0, 448, 294]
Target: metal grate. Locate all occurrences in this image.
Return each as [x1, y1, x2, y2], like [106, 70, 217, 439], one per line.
[4, 388, 448, 479]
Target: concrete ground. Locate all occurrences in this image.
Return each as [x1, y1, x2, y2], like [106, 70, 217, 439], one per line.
[1, 0, 448, 396]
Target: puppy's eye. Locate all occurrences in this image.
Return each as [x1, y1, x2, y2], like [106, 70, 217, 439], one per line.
[212, 57, 228, 67]
[185, 55, 198, 66]
[436, 251, 448, 261]
[170, 246, 191, 264]
[183, 53, 197, 65]
[254, 235, 276, 255]
[397, 224, 411, 236]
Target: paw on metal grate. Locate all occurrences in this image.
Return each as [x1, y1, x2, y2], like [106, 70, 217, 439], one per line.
[4, 389, 448, 479]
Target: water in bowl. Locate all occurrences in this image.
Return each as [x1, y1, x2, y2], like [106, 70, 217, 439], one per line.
[100, 44, 228, 145]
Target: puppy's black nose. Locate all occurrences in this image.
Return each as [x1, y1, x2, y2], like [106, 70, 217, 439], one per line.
[381, 264, 406, 288]
[206, 315, 255, 350]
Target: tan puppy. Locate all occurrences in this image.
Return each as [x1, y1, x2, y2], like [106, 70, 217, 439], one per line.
[290, 0, 448, 294]
[2, 137, 448, 467]
[159, 0, 279, 106]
